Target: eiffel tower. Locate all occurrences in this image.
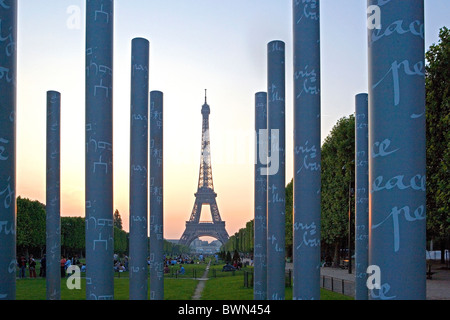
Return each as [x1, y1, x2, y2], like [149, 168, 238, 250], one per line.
[179, 91, 229, 247]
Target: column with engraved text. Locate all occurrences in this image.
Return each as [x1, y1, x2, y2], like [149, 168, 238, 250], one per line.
[85, 0, 114, 300]
[129, 38, 149, 300]
[46, 91, 61, 300]
[355, 93, 369, 300]
[254, 92, 268, 300]
[266, 41, 286, 300]
[0, 0, 17, 301]
[368, 0, 426, 300]
[149, 91, 164, 300]
[292, 0, 322, 300]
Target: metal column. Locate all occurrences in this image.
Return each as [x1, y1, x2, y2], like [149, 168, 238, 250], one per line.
[368, 0, 426, 300]
[355, 93, 369, 300]
[0, 0, 17, 301]
[129, 38, 149, 300]
[85, 0, 114, 301]
[149, 91, 164, 300]
[254, 92, 268, 300]
[266, 40, 286, 300]
[292, 0, 322, 300]
[46, 91, 61, 301]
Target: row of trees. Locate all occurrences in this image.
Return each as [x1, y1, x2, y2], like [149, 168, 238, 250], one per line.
[425, 27, 450, 262]
[222, 221, 254, 254]
[222, 27, 449, 264]
[17, 197, 128, 258]
[217, 250, 240, 264]
[163, 239, 191, 255]
[16, 197, 190, 259]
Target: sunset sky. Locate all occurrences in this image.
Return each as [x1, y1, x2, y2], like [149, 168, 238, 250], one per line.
[16, 0, 449, 241]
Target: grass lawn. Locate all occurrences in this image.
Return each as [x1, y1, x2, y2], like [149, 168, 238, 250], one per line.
[16, 278, 198, 300]
[165, 261, 208, 279]
[15, 260, 209, 300]
[201, 275, 352, 300]
[15, 260, 353, 301]
[202, 264, 353, 301]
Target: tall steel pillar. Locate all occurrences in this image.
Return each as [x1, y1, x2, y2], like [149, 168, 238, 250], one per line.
[254, 92, 268, 300]
[355, 93, 369, 300]
[129, 38, 149, 300]
[149, 91, 164, 300]
[292, 0, 322, 300]
[0, 0, 17, 301]
[85, 0, 114, 300]
[368, 0, 426, 300]
[46, 91, 61, 301]
[266, 40, 286, 300]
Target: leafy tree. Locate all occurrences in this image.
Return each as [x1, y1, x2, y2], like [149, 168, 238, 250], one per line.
[426, 27, 450, 261]
[245, 220, 254, 253]
[114, 226, 128, 254]
[226, 251, 232, 263]
[16, 197, 46, 257]
[61, 217, 85, 257]
[222, 182, 293, 256]
[321, 115, 355, 266]
[163, 240, 190, 255]
[113, 209, 123, 230]
[16, 198, 134, 257]
[232, 249, 240, 263]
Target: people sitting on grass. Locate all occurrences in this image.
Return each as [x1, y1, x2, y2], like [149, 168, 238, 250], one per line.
[233, 260, 242, 270]
[179, 265, 185, 275]
[114, 261, 126, 272]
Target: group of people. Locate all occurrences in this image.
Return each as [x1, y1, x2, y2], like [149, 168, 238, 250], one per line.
[162, 263, 185, 275]
[163, 254, 195, 266]
[17, 255, 39, 279]
[60, 255, 83, 277]
[16, 254, 86, 279]
[16, 253, 213, 278]
[114, 254, 128, 273]
[232, 260, 243, 270]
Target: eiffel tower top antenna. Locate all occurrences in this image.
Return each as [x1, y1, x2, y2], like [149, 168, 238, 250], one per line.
[204, 89, 207, 104]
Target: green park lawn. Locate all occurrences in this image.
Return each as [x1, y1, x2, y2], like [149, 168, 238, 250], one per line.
[15, 261, 207, 300]
[201, 275, 353, 300]
[16, 278, 198, 300]
[202, 264, 353, 301]
[15, 260, 352, 300]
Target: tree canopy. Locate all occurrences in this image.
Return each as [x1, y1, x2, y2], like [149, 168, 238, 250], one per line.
[16, 197, 46, 255]
[426, 27, 449, 249]
[16, 197, 130, 257]
[321, 115, 355, 262]
[113, 209, 123, 230]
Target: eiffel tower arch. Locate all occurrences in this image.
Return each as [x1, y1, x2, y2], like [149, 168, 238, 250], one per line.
[179, 92, 229, 247]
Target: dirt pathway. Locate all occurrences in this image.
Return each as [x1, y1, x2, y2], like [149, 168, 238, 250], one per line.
[192, 260, 211, 300]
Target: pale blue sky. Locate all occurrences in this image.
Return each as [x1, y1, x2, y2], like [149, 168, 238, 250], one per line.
[16, 1, 449, 238]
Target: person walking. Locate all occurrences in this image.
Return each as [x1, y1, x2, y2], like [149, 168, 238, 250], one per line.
[179, 265, 185, 275]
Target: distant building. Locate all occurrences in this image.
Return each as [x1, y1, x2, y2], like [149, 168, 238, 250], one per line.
[189, 239, 222, 254]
